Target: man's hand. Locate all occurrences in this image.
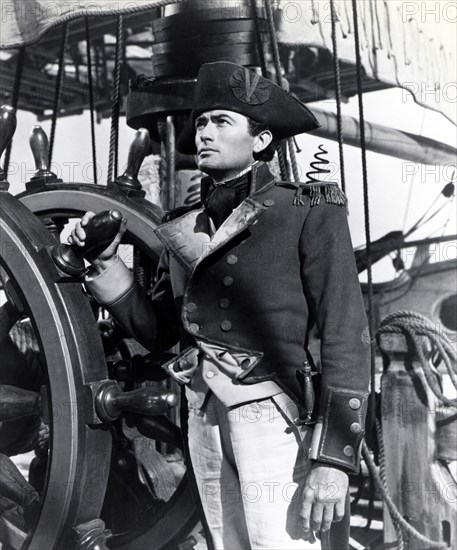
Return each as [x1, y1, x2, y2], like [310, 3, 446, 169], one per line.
[69, 211, 127, 271]
[300, 464, 348, 535]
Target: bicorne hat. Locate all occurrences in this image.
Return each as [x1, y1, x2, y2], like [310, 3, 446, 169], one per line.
[177, 62, 320, 155]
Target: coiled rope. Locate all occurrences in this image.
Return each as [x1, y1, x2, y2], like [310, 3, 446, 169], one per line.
[377, 311, 457, 407]
[365, 310, 457, 549]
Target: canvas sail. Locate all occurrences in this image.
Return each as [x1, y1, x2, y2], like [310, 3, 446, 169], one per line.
[276, 0, 456, 124]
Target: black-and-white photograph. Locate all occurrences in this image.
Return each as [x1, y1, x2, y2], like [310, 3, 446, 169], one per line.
[0, 1, 455, 549]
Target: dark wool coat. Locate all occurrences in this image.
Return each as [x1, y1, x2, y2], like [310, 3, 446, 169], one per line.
[108, 162, 370, 473]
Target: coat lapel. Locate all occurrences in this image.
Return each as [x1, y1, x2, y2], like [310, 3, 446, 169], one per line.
[192, 197, 266, 272]
[154, 199, 267, 273]
[154, 208, 211, 273]
[154, 163, 276, 273]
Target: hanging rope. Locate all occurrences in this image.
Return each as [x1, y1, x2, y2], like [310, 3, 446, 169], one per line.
[107, 15, 124, 184]
[264, 0, 296, 181]
[351, 0, 377, 424]
[48, 23, 69, 168]
[85, 18, 98, 184]
[3, 48, 24, 178]
[375, 420, 404, 549]
[362, 437, 450, 550]
[250, 0, 267, 75]
[329, 0, 346, 193]
[252, 0, 288, 181]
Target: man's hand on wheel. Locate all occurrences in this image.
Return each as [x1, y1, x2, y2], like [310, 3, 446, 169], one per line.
[69, 211, 127, 271]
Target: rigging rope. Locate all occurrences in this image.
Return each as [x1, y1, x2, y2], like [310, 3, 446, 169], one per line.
[441, 194, 455, 236]
[402, 109, 426, 232]
[48, 23, 68, 167]
[250, 0, 267, 76]
[85, 18, 98, 184]
[264, 0, 297, 182]
[351, 0, 377, 425]
[107, 15, 124, 184]
[375, 420, 404, 549]
[329, 0, 346, 193]
[405, 182, 455, 238]
[256, 0, 288, 181]
[362, 441, 450, 549]
[3, 47, 24, 178]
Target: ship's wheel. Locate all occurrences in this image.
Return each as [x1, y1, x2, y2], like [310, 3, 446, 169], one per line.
[0, 185, 112, 550]
[0, 108, 199, 550]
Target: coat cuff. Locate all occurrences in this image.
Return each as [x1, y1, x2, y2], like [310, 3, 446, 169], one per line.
[311, 387, 368, 473]
[85, 257, 134, 306]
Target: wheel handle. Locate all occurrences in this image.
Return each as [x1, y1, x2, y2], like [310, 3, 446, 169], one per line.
[95, 381, 178, 422]
[51, 209, 123, 277]
[108, 128, 149, 196]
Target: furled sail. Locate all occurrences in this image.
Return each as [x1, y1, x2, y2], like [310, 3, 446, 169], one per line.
[0, 0, 174, 49]
[276, 0, 456, 124]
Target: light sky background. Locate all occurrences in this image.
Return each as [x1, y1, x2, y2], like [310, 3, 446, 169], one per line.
[3, 1, 456, 282]
[5, 82, 456, 282]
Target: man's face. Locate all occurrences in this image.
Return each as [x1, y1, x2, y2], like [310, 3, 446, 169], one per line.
[194, 110, 257, 180]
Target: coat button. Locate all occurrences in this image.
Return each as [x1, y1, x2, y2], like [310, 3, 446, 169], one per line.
[343, 445, 354, 457]
[263, 199, 275, 207]
[206, 371, 216, 379]
[221, 320, 232, 332]
[227, 254, 238, 265]
[219, 298, 231, 309]
[188, 323, 200, 334]
[349, 398, 361, 410]
[240, 358, 250, 369]
[185, 302, 197, 312]
[350, 422, 362, 434]
[223, 276, 234, 287]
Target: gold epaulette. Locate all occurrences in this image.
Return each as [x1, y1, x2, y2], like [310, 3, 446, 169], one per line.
[275, 181, 347, 208]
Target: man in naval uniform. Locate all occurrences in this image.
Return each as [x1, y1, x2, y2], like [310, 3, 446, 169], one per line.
[72, 62, 370, 550]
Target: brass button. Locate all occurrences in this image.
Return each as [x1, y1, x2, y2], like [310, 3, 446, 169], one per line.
[206, 371, 216, 379]
[343, 445, 354, 457]
[240, 358, 250, 370]
[349, 398, 361, 410]
[263, 199, 275, 207]
[219, 298, 231, 309]
[227, 254, 238, 265]
[221, 320, 232, 332]
[188, 323, 200, 334]
[185, 302, 197, 312]
[350, 422, 362, 434]
[223, 276, 234, 287]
